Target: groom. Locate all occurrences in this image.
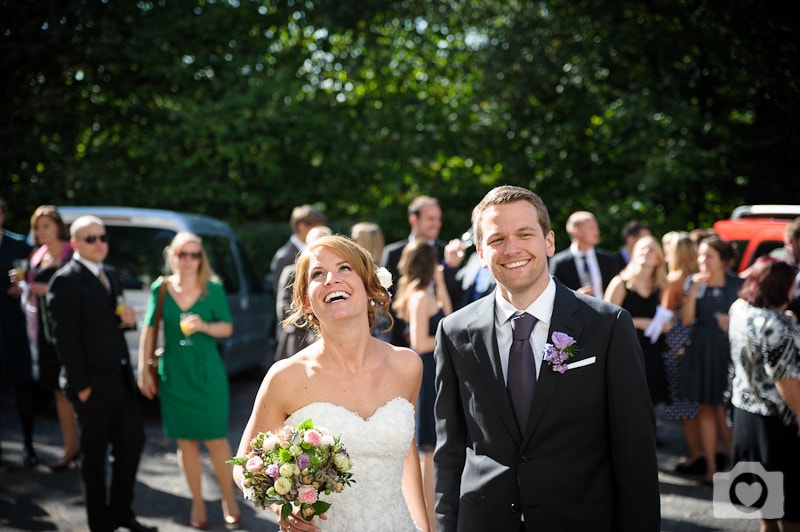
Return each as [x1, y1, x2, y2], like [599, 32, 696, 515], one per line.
[433, 186, 660, 531]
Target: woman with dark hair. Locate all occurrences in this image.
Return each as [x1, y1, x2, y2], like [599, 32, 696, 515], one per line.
[679, 235, 743, 483]
[728, 256, 800, 531]
[393, 239, 452, 531]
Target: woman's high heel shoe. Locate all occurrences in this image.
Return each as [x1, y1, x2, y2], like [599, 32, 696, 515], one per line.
[49, 450, 79, 472]
[224, 513, 241, 526]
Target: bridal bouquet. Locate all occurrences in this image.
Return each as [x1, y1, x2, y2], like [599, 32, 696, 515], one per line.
[228, 419, 354, 521]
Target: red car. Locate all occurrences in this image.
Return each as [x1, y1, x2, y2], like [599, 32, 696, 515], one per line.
[712, 204, 800, 274]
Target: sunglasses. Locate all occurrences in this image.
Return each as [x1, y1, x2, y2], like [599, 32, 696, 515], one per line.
[177, 251, 202, 260]
[81, 234, 109, 244]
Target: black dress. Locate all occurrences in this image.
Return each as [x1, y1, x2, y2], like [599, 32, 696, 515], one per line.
[621, 287, 669, 406]
[415, 309, 445, 451]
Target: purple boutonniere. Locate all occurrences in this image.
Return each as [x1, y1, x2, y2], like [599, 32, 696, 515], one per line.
[543, 331, 579, 374]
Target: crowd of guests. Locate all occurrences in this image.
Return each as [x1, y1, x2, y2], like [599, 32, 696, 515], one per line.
[1, 191, 799, 531]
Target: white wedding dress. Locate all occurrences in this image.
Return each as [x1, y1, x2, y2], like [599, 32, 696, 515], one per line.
[284, 397, 420, 531]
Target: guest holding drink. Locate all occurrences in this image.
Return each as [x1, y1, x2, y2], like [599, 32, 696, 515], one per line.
[728, 256, 800, 531]
[392, 239, 452, 531]
[679, 235, 742, 483]
[22, 206, 79, 471]
[137, 232, 240, 529]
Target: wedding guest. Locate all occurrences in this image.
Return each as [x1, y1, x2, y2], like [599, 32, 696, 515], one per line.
[728, 256, 800, 531]
[138, 232, 240, 529]
[616, 219, 651, 269]
[0, 198, 34, 466]
[24, 206, 79, 471]
[269, 205, 326, 296]
[47, 215, 156, 532]
[235, 235, 430, 532]
[274, 225, 332, 361]
[660, 231, 703, 474]
[392, 240, 452, 531]
[350, 222, 391, 341]
[679, 235, 742, 483]
[604, 234, 669, 407]
[549, 210, 620, 298]
[783, 217, 800, 320]
[434, 186, 659, 531]
[270, 205, 326, 358]
[381, 196, 460, 346]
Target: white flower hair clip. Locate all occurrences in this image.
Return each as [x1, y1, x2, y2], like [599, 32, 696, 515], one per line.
[376, 267, 393, 290]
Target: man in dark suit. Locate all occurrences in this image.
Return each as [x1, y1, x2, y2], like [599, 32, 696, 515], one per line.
[549, 210, 620, 298]
[434, 186, 659, 532]
[381, 196, 461, 346]
[47, 215, 156, 532]
[269, 204, 326, 297]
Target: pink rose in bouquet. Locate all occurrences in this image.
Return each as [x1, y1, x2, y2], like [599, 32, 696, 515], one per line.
[228, 419, 353, 522]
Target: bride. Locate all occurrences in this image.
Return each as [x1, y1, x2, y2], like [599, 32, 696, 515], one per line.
[234, 235, 429, 532]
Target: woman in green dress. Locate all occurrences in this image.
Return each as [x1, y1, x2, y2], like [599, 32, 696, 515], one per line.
[137, 232, 240, 529]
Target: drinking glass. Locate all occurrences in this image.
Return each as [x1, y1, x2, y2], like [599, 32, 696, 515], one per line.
[179, 313, 195, 346]
[12, 258, 28, 281]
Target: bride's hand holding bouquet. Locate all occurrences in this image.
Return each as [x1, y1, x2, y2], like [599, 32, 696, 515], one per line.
[228, 419, 354, 524]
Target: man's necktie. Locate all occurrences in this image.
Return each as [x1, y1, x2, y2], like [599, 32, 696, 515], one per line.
[97, 268, 111, 293]
[508, 312, 537, 431]
[580, 255, 591, 288]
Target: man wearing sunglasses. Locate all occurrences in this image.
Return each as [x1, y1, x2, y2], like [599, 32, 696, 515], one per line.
[47, 215, 156, 532]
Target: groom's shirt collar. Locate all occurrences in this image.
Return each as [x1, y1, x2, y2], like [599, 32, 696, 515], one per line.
[494, 277, 556, 381]
[494, 276, 556, 326]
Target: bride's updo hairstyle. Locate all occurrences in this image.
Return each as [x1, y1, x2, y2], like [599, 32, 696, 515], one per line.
[285, 235, 393, 333]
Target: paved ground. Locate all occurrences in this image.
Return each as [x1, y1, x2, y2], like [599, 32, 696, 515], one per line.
[1, 370, 760, 532]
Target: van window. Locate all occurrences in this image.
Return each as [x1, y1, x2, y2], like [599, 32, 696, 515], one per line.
[104, 226, 175, 289]
[103, 226, 241, 293]
[204, 236, 240, 294]
[237, 242, 266, 294]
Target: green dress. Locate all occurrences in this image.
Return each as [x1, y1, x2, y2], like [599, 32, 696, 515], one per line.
[145, 278, 232, 440]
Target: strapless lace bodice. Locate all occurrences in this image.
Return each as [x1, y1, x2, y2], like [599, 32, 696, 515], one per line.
[285, 397, 419, 531]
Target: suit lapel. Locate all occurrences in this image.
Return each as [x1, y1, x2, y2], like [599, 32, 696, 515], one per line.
[522, 282, 586, 444]
[466, 295, 521, 440]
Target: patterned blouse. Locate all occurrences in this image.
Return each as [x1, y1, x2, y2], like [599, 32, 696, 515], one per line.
[729, 298, 800, 426]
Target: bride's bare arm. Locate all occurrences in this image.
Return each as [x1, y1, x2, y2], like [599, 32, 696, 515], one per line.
[397, 348, 430, 531]
[233, 361, 292, 490]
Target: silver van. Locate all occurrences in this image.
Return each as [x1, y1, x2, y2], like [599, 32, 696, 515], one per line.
[56, 206, 276, 375]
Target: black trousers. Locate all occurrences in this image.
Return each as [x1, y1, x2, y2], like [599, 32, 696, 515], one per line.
[72, 369, 145, 532]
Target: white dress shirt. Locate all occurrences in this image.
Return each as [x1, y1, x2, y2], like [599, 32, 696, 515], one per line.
[569, 243, 604, 298]
[494, 277, 556, 382]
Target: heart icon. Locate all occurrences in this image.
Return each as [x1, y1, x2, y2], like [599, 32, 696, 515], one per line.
[735, 481, 763, 507]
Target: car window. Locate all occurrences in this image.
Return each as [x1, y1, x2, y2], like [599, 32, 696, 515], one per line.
[237, 241, 266, 294]
[104, 226, 175, 289]
[204, 236, 240, 294]
[747, 241, 785, 268]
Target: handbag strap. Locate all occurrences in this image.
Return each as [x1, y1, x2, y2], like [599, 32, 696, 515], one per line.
[149, 276, 168, 361]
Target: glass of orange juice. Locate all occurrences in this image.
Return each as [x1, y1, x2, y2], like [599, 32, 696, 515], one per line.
[180, 313, 195, 346]
[12, 259, 28, 282]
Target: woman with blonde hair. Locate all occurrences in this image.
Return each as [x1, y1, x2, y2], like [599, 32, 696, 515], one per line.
[660, 232, 704, 474]
[604, 234, 670, 406]
[392, 239, 452, 531]
[138, 232, 239, 528]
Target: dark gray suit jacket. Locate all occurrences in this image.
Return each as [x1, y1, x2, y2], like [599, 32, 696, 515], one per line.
[433, 280, 660, 532]
[549, 247, 621, 294]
